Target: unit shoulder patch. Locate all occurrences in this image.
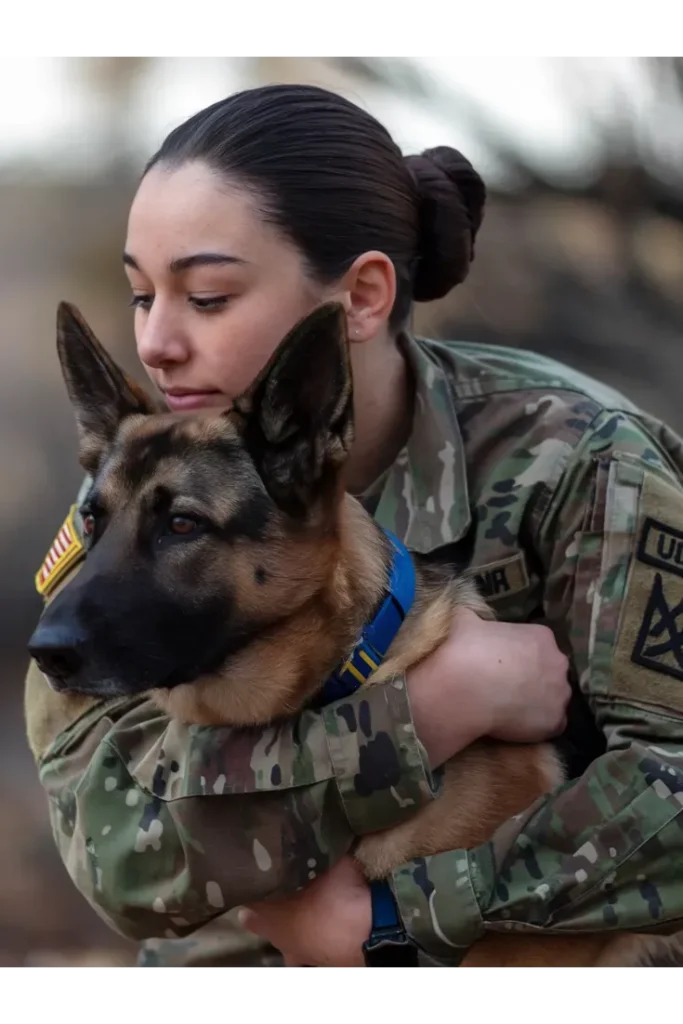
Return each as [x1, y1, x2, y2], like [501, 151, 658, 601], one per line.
[35, 505, 85, 598]
[632, 572, 683, 682]
[612, 469, 683, 711]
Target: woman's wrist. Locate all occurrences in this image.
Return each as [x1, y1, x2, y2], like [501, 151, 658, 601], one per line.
[406, 643, 491, 769]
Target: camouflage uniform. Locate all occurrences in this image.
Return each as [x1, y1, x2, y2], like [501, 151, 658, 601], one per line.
[25, 332, 683, 966]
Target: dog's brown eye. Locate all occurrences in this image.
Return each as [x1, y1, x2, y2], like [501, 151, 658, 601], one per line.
[169, 515, 198, 536]
[82, 514, 96, 537]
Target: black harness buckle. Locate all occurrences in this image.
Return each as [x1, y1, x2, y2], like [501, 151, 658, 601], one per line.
[362, 926, 419, 966]
[362, 879, 419, 966]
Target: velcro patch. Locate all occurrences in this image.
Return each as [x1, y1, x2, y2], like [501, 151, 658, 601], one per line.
[468, 552, 530, 602]
[35, 505, 85, 598]
[612, 468, 683, 711]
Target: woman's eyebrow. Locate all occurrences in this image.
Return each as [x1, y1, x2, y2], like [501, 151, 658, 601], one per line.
[122, 251, 248, 272]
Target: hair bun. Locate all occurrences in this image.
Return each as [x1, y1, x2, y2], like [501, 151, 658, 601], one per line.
[405, 146, 487, 302]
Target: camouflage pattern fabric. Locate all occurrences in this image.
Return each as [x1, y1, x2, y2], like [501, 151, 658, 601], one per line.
[27, 332, 683, 965]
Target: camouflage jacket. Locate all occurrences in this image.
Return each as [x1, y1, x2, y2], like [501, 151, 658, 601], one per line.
[25, 332, 683, 966]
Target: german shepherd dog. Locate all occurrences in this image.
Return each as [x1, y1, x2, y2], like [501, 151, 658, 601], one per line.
[28, 302, 680, 967]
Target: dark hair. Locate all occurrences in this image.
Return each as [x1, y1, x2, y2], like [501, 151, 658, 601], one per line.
[145, 84, 486, 330]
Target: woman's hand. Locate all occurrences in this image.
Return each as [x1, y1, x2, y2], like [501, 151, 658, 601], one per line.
[238, 856, 371, 967]
[407, 610, 571, 768]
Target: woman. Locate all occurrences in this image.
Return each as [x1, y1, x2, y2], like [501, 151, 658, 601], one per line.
[26, 83, 683, 968]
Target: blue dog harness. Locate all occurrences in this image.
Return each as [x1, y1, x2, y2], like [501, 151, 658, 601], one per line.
[318, 527, 419, 966]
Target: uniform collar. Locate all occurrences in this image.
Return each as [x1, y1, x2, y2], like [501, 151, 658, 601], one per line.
[368, 332, 472, 554]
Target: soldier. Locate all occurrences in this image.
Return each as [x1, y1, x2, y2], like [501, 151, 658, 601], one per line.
[25, 83, 683, 967]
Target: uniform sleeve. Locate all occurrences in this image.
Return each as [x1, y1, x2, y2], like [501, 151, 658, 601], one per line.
[34, 670, 438, 942]
[389, 410, 683, 963]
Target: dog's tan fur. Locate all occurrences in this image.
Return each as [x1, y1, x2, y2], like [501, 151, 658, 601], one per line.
[32, 301, 679, 968]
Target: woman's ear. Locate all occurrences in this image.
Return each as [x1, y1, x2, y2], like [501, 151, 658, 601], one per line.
[332, 250, 397, 343]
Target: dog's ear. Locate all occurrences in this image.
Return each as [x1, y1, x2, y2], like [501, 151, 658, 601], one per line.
[56, 302, 159, 475]
[233, 302, 354, 516]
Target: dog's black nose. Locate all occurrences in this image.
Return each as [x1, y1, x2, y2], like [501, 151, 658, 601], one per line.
[28, 624, 85, 683]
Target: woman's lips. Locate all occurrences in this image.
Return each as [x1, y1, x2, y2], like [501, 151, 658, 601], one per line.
[163, 390, 224, 411]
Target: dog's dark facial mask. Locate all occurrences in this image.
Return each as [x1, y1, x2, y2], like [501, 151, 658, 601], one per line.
[28, 301, 354, 698]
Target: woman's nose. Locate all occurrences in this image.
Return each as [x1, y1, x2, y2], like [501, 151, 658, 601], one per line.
[136, 307, 190, 370]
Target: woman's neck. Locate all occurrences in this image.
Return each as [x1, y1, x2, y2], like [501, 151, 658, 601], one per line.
[346, 331, 414, 494]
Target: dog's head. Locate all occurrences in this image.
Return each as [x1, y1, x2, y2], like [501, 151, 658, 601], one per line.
[28, 301, 355, 700]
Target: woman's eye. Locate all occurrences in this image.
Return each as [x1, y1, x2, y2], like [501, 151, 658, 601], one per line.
[190, 295, 229, 312]
[129, 294, 153, 311]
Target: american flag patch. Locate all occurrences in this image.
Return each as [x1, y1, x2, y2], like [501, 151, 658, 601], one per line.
[35, 505, 85, 597]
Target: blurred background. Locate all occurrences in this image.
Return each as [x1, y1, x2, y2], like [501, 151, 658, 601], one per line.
[2, 55, 683, 966]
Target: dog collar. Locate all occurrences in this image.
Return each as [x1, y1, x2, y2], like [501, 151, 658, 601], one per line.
[318, 528, 416, 706]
